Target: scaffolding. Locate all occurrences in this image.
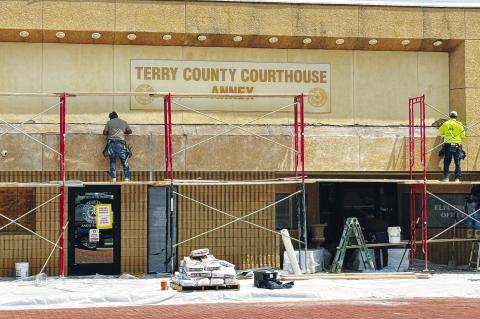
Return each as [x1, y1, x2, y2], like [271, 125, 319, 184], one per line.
[408, 95, 480, 271]
[162, 92, 308, 273]
[1, 90, 479, 276]
[0, 91, 309, 276]
[0, 92, 67, 276]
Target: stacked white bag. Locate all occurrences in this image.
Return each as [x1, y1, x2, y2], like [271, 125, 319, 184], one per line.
[172, 248, 239, 287]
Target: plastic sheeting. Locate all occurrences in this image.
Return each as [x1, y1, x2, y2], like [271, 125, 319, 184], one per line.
[283, 248, 332, 273]
[1, 273, 480, 310]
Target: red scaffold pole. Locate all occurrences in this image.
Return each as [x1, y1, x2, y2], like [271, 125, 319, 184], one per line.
[168, 94, 174, 181]
[408, 98, 416, 267]
[408, 95, 429, 271]
[163, 94, 174, 181]
[299, 94, 305, 183]
[420, 95, 428, 270]
[59, 93, 66, 276]
[293, 97, 299, 178]
[163, 95, 169, 179]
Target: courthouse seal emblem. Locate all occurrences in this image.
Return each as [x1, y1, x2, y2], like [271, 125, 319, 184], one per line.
[134, 84, 155, 105]
[308, 87, 328, 108]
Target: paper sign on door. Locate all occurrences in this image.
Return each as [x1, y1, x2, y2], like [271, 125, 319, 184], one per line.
[95, 204, 113, 229]
[89, 229, 100, 242]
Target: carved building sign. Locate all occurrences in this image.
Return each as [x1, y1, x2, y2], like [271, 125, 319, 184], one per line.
[130, 59, 330, 112]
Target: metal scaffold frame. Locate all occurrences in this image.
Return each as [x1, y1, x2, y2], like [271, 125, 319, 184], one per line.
[408, 94, 480, 271]
[162, 93, 308, 273]
[408, 95, 428, 270]
[0, 91, 308, 276]
[0, 93, 67, 277]
[9, 90, 480, 275]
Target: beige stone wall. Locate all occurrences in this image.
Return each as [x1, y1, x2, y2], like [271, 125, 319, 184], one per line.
[0, 43, 449, 125]
[2, 125, 468, 173]
[0, 2, 467, 40]
[0, 1, 479, 174]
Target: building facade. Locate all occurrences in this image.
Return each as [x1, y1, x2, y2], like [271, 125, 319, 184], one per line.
[0, 0, 479, 276]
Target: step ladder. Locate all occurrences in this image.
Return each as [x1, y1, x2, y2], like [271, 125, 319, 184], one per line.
[469, 240, 480, 271]
[331, 217, 375, 273]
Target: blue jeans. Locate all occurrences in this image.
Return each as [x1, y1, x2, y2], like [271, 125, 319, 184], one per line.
[443, 143, 461, 179]
[108, 140, 130, 179]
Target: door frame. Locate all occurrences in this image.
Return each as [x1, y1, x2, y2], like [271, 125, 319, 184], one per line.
[67, 185, 121, 276]
[147, 185, 177, 273]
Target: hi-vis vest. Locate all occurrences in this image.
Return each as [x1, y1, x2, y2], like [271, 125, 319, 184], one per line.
[439, 119, 465, 144]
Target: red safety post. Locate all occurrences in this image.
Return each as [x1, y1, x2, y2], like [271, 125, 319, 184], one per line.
[59, 93, 66, 276]
[163, 94, 174, 181]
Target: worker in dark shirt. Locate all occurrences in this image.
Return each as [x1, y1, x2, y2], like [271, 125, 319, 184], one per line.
[103, 112, 132, 182]
[365, 213, 388, 270]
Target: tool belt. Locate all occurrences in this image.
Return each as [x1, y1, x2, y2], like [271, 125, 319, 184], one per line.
[439, 143, 466, 160]
[108, 139, 126, 145]
[446, 143, 460, 152]
[102, 139, 133, 158]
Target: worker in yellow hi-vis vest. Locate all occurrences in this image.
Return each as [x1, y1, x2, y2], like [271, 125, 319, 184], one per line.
[439, 111, 466, 182]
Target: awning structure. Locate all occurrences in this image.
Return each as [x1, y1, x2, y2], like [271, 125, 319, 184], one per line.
[198, 0, 480, 8]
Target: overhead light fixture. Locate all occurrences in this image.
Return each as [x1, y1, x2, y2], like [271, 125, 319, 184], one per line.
[268, 37, 278, 44]
[163, 34, 172, 41]
[127, 33, 137, 40]
[368, 39, 378, 45]
[197, 35, 207, 41]
[433, 40, 443, 47]
[19, 31, 29, 38]
[55, 31, 65, 39]
[401, 39, 411, 46]
[233, 35, 243, 42]
[335, 38, 345, 45]
[303, 38, 312, 44]
[91, 32, 101, 39]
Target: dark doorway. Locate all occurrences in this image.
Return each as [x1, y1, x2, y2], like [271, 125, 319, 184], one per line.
[147, 186, 177, 273]
[319, 183, 398, 262]
[68, 185, 121, 276]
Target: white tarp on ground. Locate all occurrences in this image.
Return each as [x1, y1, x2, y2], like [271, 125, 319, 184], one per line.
[0, 273, 479, 310]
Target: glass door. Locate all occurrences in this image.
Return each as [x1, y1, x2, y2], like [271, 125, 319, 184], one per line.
[68, 185, 121, 275]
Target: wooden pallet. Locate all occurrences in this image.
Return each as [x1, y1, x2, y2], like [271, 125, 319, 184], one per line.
[170, 282, 240, 292]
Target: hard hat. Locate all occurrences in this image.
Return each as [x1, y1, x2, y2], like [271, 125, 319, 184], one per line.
[449, 110, 458, 118]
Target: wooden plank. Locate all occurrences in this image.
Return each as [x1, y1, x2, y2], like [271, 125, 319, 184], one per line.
[0, 92, 311, 98]
[344, 238, 480, 249]
[170, 282, 240, 292]
[280, 272, 431, 281]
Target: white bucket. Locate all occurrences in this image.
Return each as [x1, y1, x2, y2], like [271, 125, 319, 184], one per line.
[387, 227, 401, 243]
[15, 262, 29, 279]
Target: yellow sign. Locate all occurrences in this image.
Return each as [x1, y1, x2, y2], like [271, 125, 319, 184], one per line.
[130, 59, 331, 113]
[95, 204, 113, 230]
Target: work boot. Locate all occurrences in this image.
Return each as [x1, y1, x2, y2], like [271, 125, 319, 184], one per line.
[111, 178, 117, 183]
[442, 177, 449, 182]
[467, 229, 474, 238]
